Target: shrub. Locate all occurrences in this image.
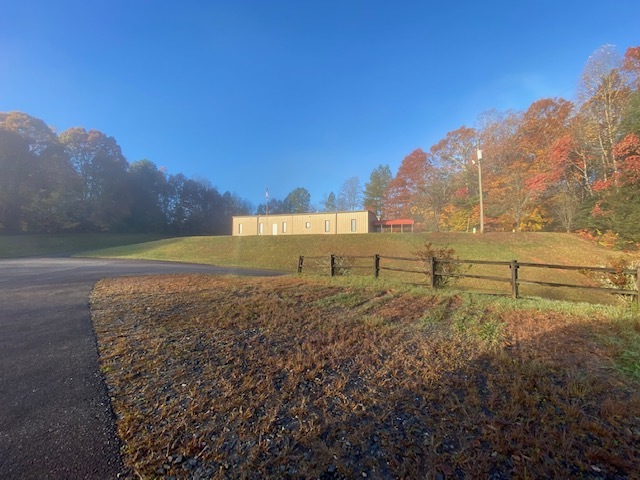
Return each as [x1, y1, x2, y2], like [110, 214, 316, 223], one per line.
[415, 242, 467, 287]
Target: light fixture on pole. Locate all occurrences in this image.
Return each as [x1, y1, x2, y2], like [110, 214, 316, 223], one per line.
[475, 148, 484, 234]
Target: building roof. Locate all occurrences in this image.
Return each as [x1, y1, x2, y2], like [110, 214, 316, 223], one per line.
[233, 210, 377, 219]
[373, 219, 415, 226]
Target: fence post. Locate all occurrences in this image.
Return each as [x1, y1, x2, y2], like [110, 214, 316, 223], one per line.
[373, 254, 380, 278]
[429, 256, 437, 288]
[297, 255, 304, 274]
[330, 254, 336, 277]
[510, 260, 519, 299]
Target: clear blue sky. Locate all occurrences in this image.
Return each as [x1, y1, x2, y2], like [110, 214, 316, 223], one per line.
[1, 1, 639, 210]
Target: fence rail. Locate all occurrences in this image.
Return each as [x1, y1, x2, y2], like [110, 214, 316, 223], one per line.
[296, 254, 640, 303]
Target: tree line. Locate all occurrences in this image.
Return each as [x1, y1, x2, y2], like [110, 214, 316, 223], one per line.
[360, 44, 640, 247]
[3, 44, 638, 243]
[0, 112, 252, 235]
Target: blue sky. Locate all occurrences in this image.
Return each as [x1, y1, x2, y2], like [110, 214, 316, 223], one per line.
[1, 1, 639, 210]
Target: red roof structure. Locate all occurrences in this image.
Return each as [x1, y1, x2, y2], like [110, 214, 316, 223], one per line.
[373, 218, 414, 233]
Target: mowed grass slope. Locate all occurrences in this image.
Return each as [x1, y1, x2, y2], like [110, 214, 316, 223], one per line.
[0, 233, 165, 258]
[83, 232, 620, 270]
[91, 274, 640, 479]
[83, 232, 637, 303]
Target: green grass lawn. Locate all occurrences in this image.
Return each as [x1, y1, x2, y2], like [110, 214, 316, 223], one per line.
[80, 232, 620, 269]
[3, 231, 637, 304]
[80, 231, 638, 304]
[0, 233, 166, 258]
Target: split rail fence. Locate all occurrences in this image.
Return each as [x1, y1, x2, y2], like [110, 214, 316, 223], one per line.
[296, 254, 640, 303]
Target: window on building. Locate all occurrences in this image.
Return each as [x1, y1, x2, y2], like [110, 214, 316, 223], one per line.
[324, 220, 330, 232]
[282, 222, 287, 233]
[351, 219, 357, 232]
[238, 223, 243, 234]
[305, 222, 311, 229]
[259, 222, 263, 234]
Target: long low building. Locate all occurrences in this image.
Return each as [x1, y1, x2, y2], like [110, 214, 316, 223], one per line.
[232, 210, 379, 236]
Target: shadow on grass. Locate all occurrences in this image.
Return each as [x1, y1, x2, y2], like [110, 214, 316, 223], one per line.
[92, 275, 640, 479]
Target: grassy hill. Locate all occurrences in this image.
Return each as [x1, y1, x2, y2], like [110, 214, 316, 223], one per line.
[2, 231, 636, 303]
[0, 233, 165, 258]
[81, 232, 637, 304]
[80, 232, 621, 269]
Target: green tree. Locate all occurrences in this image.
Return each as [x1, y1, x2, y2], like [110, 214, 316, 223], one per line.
[283, 187, 311, 213]
[321, 192, 337, 212]
[363, 165, 392, 217]
[0, 112, 79, 232]
[59, 127, 130, 230]
[126, 159, 168, 232]
[621, 91, 640, 136]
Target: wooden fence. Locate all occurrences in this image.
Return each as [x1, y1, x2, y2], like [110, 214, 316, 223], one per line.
[296, 254, 640, 302]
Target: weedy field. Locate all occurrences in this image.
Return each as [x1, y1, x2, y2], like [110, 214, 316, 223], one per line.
[91, 274, 640, 479]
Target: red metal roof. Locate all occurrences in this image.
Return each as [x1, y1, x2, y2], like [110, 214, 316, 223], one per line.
[373, 219, 415, 226]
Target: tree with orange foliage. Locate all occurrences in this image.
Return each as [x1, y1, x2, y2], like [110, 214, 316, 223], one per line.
[429, 126, 478, 231]
[384, 148, 429, 219]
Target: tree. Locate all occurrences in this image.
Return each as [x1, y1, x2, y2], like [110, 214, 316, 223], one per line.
[126, 159, 168, 232]
[574, 44, 632, 182]
[419, 164, 452, 231]
[488, 99, 573, 231]
[430, 127, 478, 230]
[363, 165, 392, 217]
[0, 113, 79, 232]
[164, 174, 227, 235]
[59, 127, 130, 230]
[384, 149, 430, 219]
[337, 177, 362, 211]
[621, 91, 640, 136]
[0, 129, 33, 231]
[223, 192, 253, 218]
[0, 111, 59, 155]
[283, 187, 311, 213]
[256, 198, 285, 215]
[321, 192, 338, 212]
[622, 45, 640, 90]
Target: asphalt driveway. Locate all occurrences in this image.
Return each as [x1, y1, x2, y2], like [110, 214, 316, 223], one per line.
[0, 257, 281, 479]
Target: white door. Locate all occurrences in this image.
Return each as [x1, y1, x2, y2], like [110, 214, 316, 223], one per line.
[272, 223, 278, 235]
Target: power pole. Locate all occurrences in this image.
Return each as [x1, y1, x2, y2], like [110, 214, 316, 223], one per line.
[476, 148, 484, 234]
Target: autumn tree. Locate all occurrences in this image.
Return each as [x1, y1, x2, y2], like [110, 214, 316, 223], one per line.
[623, 46, 640, 90]
[430, 127, 478, 230]
[384, 149, 430, 219]
[419, 163, 453, 231]
[493, 99, 572, 231]
[588, 133, 640, 243]
[363, 164, 392, 217]
[574, 45, 632, 182]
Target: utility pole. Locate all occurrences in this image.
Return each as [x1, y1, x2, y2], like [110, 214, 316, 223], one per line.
[476, 148, 484, 234]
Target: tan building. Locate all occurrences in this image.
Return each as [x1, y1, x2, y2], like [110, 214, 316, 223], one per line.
[232, 210, 378, 236]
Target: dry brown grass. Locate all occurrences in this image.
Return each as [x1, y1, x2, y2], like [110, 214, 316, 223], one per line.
[91, 275, 640, 479]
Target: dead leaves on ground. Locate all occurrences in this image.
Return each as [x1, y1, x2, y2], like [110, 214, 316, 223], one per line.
[91, 275, 640, 479]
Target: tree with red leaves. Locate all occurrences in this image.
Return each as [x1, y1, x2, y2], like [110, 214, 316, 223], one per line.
[384, 149, 430, 220]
